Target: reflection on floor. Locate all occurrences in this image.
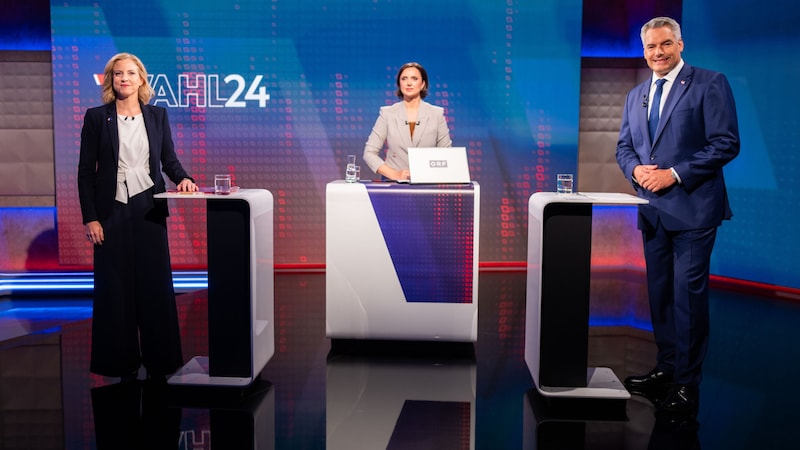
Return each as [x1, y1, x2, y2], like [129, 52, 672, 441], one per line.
[0, 270, 798, 449]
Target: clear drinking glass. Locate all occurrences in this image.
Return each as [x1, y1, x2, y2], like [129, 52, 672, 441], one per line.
[345, 155, 357, 182]
[215, 174, 232, 195]
[556, 173, 573, 194]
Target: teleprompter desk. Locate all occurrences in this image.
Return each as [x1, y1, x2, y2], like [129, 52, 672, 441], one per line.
[326, 181, 480, 342]
[155, 188, 274, 386]
[525, 192, 647, 399]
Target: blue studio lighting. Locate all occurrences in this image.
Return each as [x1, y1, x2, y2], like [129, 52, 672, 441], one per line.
[0, 271, 208, 296]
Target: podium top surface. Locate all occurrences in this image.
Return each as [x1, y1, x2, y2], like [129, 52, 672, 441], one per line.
[155, 188, 273, 215]
[327, 180, 478, 195]
[529, 191, 647, 211]
[155, 187, 270, 200]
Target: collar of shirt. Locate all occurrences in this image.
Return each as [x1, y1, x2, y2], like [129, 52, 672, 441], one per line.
[649, 59, 685, 114]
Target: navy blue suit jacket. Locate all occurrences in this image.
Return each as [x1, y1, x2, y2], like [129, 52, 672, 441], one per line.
[616, 64, 740, 231]
[78, 103, 191, 224]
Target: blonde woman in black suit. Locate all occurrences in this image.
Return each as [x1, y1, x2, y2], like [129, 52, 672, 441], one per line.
[363, 62, 452, 181]
[78, 53, 197, 382]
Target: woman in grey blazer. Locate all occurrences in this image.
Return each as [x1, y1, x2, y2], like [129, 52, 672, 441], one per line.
[363, 62, 452, 180]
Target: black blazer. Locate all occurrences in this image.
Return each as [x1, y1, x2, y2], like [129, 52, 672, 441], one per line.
[77, 102, 192, 224]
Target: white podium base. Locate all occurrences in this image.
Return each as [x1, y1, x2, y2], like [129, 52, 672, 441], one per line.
[537, 367, 631, 399]
[168, 356, 254, 387]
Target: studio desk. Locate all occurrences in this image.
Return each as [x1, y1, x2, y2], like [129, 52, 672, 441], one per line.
[326, 181, 480, 342]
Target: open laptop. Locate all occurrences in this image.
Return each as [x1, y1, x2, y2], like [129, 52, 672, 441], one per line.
[406, 147, 471, 184]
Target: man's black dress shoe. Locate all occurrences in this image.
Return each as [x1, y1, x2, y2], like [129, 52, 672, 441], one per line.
[624, 368, 673, 394]
[660, 384, 699, 415]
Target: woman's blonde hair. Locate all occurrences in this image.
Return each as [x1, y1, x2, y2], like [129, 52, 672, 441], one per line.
[101, 52, 155, 104]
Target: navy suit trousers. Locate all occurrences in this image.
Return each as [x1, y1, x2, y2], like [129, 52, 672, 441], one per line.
[642, 221, 717, 386]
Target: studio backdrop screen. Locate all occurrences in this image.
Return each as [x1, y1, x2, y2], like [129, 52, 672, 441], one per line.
[682, 2, 800, 289]
[51, 0, 583, 267]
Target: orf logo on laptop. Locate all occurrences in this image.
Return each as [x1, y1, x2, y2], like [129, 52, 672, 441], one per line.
[429, 160, 448, 168]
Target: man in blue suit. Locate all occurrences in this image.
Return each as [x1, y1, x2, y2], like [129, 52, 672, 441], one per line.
[616, 17, 740, 415]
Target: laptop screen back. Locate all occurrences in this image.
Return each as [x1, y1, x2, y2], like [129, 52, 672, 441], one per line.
[407, 147, 471, 184]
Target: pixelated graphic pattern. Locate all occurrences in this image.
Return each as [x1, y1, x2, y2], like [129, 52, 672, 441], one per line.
[367, 184, 475, 303]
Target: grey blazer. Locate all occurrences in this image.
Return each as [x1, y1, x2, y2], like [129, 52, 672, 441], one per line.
[362, 101, 452, 173]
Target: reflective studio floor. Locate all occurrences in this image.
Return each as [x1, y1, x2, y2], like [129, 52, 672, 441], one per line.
[1, 269, 798, 449]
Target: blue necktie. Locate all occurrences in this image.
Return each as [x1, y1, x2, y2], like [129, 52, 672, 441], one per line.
[649, 78, 666, 141]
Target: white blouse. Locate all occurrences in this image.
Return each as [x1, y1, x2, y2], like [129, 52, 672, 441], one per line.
[115, 113, 154, 203]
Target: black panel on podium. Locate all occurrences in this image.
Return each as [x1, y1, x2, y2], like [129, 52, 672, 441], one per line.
[207, 198, 252, 378]
[539, 202, 592, 387]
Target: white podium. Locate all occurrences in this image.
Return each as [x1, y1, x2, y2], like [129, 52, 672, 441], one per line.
[326, 181, 480, 342]
[155, 188, 274, 387]
[525, 192, 647, 399]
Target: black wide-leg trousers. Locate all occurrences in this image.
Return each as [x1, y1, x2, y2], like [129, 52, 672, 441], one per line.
[90, 191, 183, 378]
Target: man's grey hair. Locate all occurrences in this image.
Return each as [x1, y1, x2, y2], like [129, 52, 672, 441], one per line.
[641, 17, 682, 46]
